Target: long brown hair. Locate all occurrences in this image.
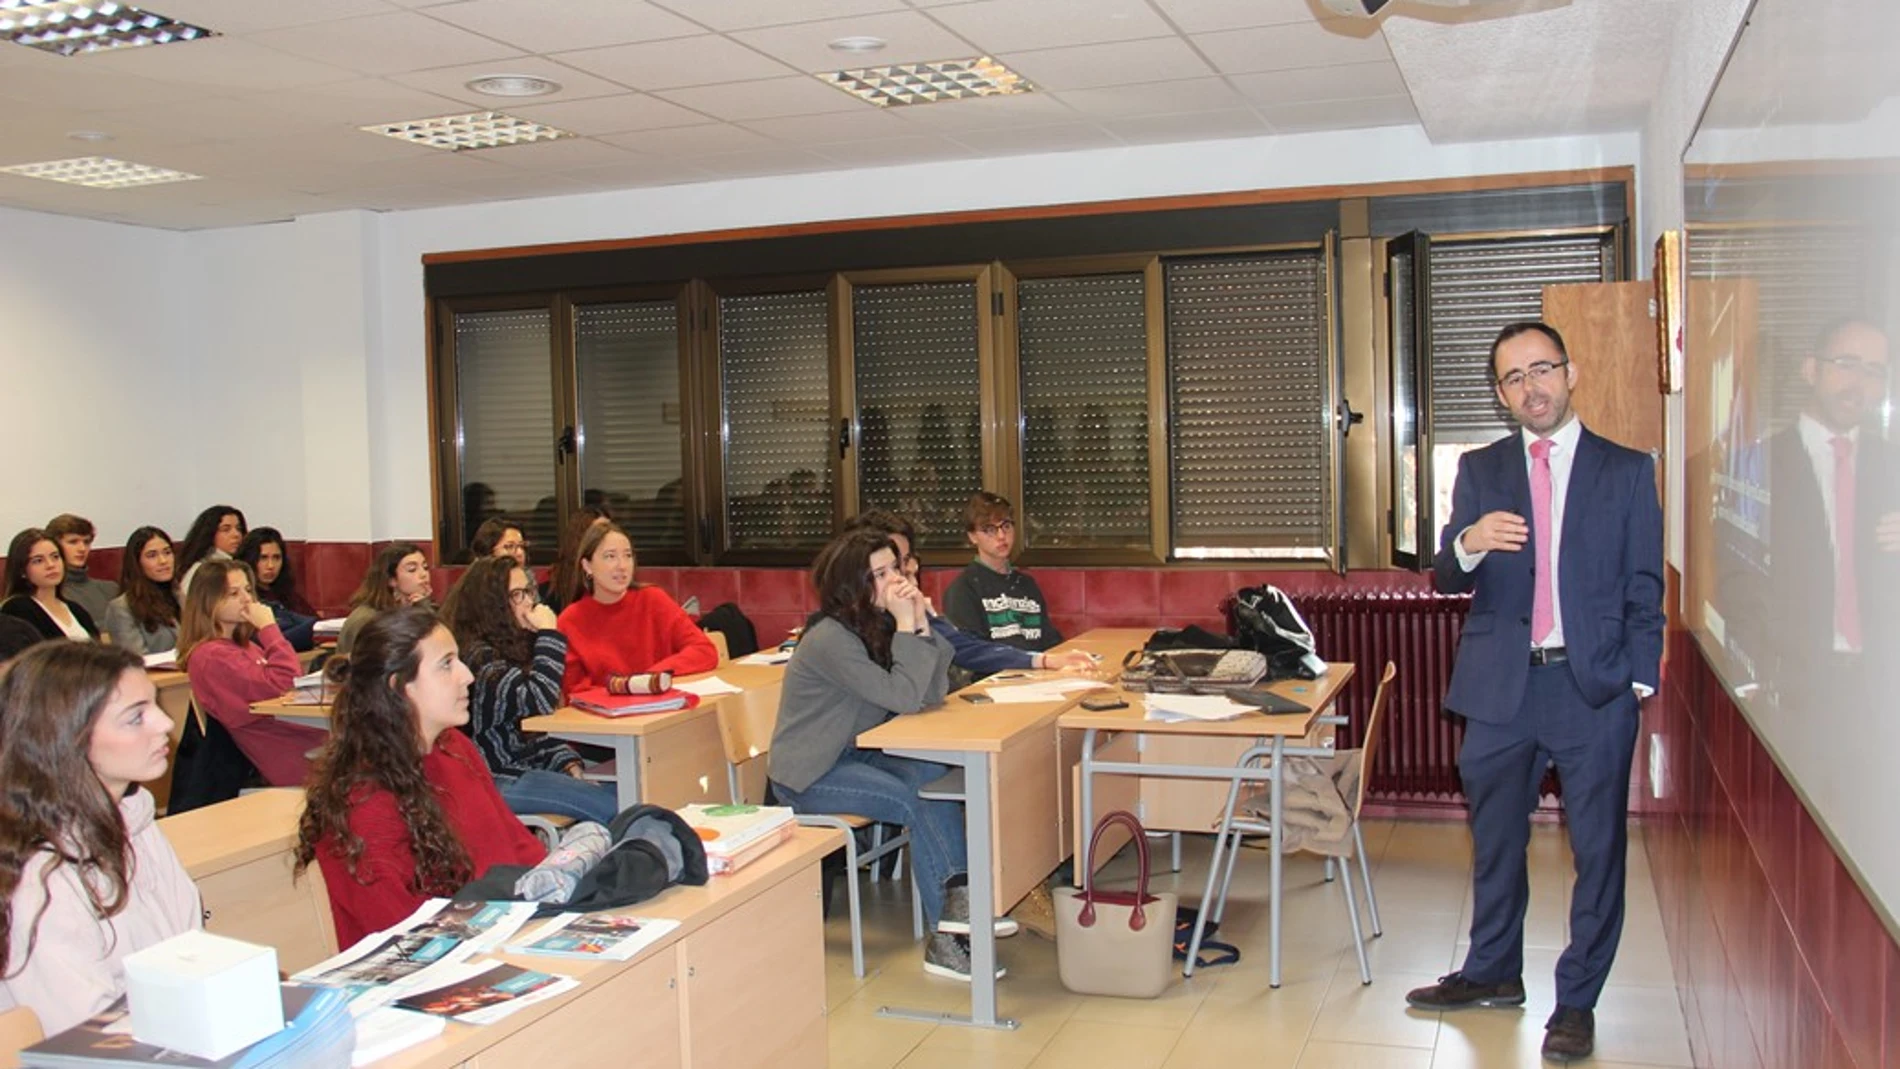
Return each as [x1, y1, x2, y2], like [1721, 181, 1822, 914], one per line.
[349, 543, 424, 613]
[3, 529, 56, 600]
[175, 559, 257, 668]
[0, 642, 147, 977]
[118, 527, 180, 634]
[295, 608, 472, 895]
[547, 508, 610, 611]
[576, 522, 643, 597]
[439, 558, 532, 667]
[812, 529, 897, 669]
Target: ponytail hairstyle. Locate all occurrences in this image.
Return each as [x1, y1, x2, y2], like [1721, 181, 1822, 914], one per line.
[294, 607, 472, 895]
[811, 529, 897, 669]
[547, 507, 611, 611]
[0, 642, 146, 977]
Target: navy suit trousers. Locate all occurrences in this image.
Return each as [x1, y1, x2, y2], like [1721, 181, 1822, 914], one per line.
[1458, 660, 1639, 1009]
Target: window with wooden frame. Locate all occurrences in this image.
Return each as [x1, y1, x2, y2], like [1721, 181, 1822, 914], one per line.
[1386, 226, 1622, 567]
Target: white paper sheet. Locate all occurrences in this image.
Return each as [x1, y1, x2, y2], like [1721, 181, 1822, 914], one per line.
[1141, 692, 1252, 721]
[674, 675, 743, 698]
[981, 679, 1111, 704]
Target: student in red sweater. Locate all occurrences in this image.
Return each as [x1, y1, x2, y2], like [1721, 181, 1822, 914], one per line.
[557, 523, 717, 696]
[177, 560, 321, 787]
[295, 608, 545, 948]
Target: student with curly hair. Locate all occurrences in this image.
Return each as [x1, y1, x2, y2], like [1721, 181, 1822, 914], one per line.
[103, 526, 180, 656]
[295, 608, 545, 947]
[440, 558, 616, 824]
[173, 505, 247, 602]
[0, 643, 199, 1033]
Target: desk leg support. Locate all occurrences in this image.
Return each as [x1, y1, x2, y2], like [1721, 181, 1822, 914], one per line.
[1269, 736, 1284, 989]
[613, 738, 643, 812]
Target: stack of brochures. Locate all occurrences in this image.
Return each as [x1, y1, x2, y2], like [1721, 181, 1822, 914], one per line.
[506, 913, 679, 962]
[22, 985, 354, 1069]
[679, 803, 796, 875]
[569, 686, 692, 717]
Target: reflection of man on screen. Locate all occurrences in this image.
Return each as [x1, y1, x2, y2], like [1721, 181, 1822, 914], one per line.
[1757, 319, 1898, 713]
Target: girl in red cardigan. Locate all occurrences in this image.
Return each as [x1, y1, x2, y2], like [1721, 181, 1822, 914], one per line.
[178, 560, 320, 787]
[295, 608, 545, 948]
[556, 523, 716, 696]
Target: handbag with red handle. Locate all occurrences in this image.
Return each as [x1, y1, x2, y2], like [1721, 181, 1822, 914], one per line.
[1054, 809, 1179, 998]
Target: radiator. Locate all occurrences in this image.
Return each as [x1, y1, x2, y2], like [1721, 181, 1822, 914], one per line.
[1291, 588, 1471, 809]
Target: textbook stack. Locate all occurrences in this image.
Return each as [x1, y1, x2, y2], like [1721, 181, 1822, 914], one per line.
[679, 803, 796, 875]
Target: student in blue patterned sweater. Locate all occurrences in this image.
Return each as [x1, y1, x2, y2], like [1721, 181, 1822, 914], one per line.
[441, 557, 617, 825]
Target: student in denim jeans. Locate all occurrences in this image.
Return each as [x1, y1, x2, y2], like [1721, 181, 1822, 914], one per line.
[440, 557, 617, 826]
[768, 529, 1014, 982]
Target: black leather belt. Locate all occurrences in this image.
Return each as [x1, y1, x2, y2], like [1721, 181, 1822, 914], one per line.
[1529, 646, 1569, 666]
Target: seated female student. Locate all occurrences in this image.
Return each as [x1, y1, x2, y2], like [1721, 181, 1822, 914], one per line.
[540, 507, 609, 615]
[1, 528, 99, 642]
[237, 528, 317, 652]
[174, 505, 247, 601]
[178, 560, 322, 787]
[44, 514, 117, 628]
[441, 558, 617, 825]
[336, 543, 432, 657]
[558, 523, 716, 696]
[0, 642, 200, 1034]
[468, 517, 530, 569]
[294, 608, 546, 948]
[103, 526, 180, 656]
[770, 529, 1009, 981]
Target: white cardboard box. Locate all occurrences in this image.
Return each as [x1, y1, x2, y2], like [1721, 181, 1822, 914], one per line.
[123, 930, 284, 1059]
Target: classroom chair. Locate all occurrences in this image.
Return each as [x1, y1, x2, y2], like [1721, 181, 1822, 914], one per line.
[1189, 661, 1396, 985]
[519, 812, 578, 848]
[712, 685, 922, 979]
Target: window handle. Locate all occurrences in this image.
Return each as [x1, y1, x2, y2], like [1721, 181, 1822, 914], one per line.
[836, 417, 853, 459]
[1337, 401, 1364, 438]
[555, 425, 576, 462]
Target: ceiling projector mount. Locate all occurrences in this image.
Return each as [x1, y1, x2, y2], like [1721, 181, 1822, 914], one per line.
[1318, 0, 1518, 16]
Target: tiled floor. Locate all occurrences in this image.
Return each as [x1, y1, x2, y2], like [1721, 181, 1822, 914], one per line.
[821, 819, 1690, 1068]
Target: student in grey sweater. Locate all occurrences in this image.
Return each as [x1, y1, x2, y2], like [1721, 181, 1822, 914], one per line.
[45, 514, 118, 628]
[769, 529, 1007, 981]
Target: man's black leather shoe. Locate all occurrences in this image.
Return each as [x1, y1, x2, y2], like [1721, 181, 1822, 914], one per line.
[1404, 972, 1527, 1010]
[1542, 1004, 1595, 1063]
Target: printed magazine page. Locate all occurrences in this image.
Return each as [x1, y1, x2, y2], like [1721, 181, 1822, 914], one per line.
[505, 913, 679, 962]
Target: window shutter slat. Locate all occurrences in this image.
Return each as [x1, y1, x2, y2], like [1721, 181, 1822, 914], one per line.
[852, 281, 983, 549]
[1165, 252, 1331, 558]
[575, 300, 684, 554]
[719, 290, 835, 551]
[1017, 273, 1150, 548]
[454, 309, 556, 552]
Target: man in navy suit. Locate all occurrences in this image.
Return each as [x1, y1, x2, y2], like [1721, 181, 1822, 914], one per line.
[1405, 322, 1664, 1065]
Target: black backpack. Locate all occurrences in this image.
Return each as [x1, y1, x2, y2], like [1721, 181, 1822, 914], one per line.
[698, 602, 760, 658]
[1228, 585, 1325, 681]
[166, 704, 259, 814]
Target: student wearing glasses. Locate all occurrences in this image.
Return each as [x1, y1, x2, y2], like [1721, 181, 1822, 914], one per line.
[43, 515, 117, 628]
[2, 529, 99, 643]
[468, 518, 530, 568]
[440, 558, 618, 825]
[103, 526, 180, 656]
[942, 492, 1064, 656]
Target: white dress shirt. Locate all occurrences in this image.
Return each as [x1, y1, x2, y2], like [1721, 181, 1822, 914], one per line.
[1795, 413, 1859, 651]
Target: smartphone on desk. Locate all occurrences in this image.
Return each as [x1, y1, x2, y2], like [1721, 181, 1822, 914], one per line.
[1079, 695, 1129, 712]
[961, 692, 993, 704]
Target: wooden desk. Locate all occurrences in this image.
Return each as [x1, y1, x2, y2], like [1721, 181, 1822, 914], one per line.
[1059, 663, 1355, 990]
[522, 663, 784, 812]
[378, 827, 839, 1069]
[157, 789, 338, 973]
[855, 629, 1142, 1031]
[250, 694, 334, 731]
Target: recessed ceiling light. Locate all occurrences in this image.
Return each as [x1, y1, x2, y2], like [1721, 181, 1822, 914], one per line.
[0, 1, 216, 57]
[361, 111, 575, 152]
[827, 35, 886, 54]
[820, 56, 1034, 108]
[66, 129, 113, 142]
[465, 73, 562, 98]
[0, 155, 200, 189]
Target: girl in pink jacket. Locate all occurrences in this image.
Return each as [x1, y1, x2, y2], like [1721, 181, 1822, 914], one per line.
[0, 643, 201, 1034]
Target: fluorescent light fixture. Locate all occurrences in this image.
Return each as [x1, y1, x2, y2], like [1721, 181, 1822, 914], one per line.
[361, 111, 575, 151]
[0, 1, 215, 57]
[821, 56, 1033, 108]
[0, 154, 200, 188]
[465, 73, 561, 98]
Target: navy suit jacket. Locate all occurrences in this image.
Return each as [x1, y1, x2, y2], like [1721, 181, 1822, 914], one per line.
[1433, 425, 1664, 724]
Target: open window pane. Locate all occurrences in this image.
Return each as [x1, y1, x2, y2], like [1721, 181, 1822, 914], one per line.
[454, 308, 555, 555]
[852, 280, 983, 549]
[1166, 251, 1333, 559]
[1387, 232, 1431, 569]
[719, 290, 835, 552]
[575, 300, 684, 556]
[1016, 273, 1151, 548]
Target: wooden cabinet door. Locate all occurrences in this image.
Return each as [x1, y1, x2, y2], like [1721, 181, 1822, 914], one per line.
[1542, 281, 1664, 461]
[470, 949, 683, 1069]
[197, 853, 337, 974]
[679, 867, 825, 1069]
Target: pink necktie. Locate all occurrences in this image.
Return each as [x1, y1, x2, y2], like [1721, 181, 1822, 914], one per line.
[1530, 439, 1555, 645]
[1832, 435, 1860, 650]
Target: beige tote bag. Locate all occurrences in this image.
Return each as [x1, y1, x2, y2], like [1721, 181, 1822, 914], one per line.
[1055, 809, 1178, 998]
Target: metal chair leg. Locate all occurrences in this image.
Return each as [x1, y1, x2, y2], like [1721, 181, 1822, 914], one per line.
[1324, 856, 1337, 882]
[1352, 822, 1382, 937]
[1212, 825, 1246, 927]
[1338, 856, 1370, 985]
[911, 855, 924, 941]
[1172, 831, 1182, 873]
[842, 829, 866, 979]
[1187, 778, 1246, 977]
[868, 824, 885, 883]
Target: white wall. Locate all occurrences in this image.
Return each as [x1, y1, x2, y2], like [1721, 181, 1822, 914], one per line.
[0, 205, 191, 544]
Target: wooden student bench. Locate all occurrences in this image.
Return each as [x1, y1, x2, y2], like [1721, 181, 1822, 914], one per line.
[158, 790, 840, 1069]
